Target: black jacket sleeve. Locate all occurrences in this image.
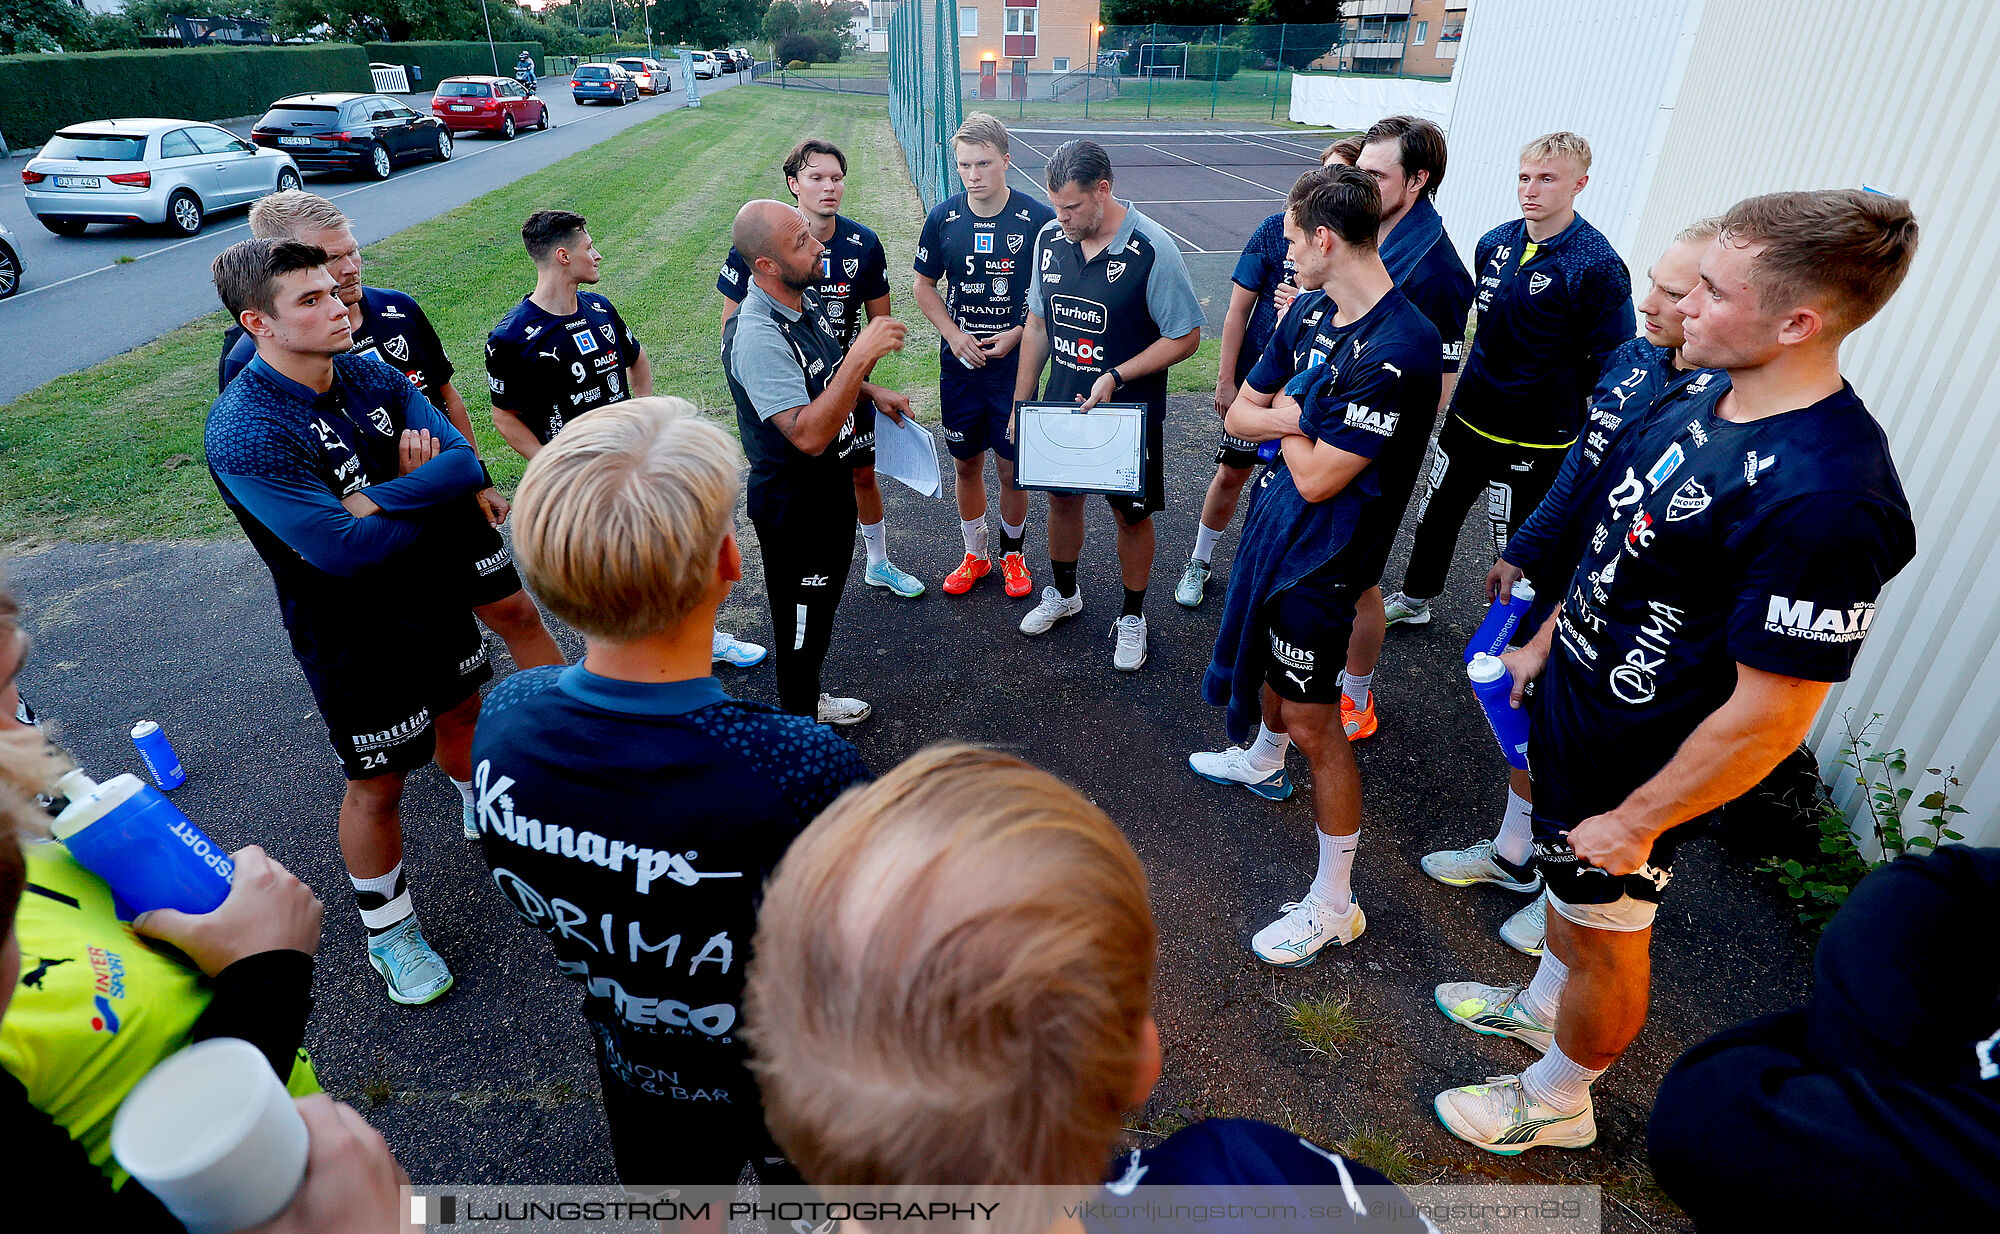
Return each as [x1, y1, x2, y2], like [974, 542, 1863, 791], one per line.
[187, 949, 316, 1083]
[0, 1068, 185, 1230]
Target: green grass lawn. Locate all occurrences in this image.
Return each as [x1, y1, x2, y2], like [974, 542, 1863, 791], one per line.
[0, 85, 1216, 545]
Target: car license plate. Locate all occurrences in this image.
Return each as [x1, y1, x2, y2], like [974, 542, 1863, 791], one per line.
[280, 136, 311, 146]
[449, 104, 474, 112]
[55, 175, 101, 188]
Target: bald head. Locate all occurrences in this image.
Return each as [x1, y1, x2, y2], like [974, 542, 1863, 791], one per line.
[732, 199, 801, 265]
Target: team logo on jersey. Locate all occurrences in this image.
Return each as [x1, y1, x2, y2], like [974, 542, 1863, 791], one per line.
[974, 233, 994, 254]
[844, 258, 860, 277]
[608, 370, 623, 396]
[1528, 272, 1552, 295]
[601, 324, 616, 344]
[1645, 442, 1685, 490]
[368, 406, 394, 435]
[1744, 450, 1778, 485]
[1107, 260, 1127, 283]
[383, 335, 410, 364]
[993, 276, 1009, 297]
[1007, 232, 1026, 254]
[572, 329, 600, 356]
[1666, 478, 1711, 522]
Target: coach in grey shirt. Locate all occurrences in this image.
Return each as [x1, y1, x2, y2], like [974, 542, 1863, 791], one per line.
[719, 199, 909, 723]
[1013, 139, 1205, 671]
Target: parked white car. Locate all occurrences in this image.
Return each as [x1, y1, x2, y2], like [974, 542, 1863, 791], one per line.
[23, 118, 301, 237]
[687, 50, 719, 79]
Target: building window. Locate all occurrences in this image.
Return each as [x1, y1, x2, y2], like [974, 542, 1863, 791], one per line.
[1005, 8, 1038, 36]
[1052, 56, 1070, 71]
[1414, 20, 1428, 45]
[959, 6, 976, 36]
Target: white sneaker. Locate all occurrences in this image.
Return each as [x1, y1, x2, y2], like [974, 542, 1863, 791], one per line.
[1383, 592, 1432, 626]
[1434, 1074, 1597, 1155]
[1419, 839, 1543, 892]
[1018, 586, 1084, 636]
[1188, 746, 1293, 801]
[711, 630, 768, 668]
[815, 693, 871, 725]
[1500, 893, 1548, 956]
[1434, 980, 1554, 1053]
[1251, 896, 1364, 967]
[1111, 614, 1148, 671]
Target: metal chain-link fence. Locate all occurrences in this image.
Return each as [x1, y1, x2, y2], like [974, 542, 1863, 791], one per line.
[887, 0, 963, 210]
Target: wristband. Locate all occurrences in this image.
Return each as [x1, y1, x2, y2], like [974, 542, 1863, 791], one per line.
[1110, 367, 1125, 390]
[478, 461, 494, 489]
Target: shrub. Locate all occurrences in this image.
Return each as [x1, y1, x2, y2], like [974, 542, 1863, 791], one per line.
[785, 59, 811, 70]
[0, 45, 371, 150]
[774, 32, 818, 66]
[1186, 43, 1243, 80]
[811, 32, 845, 63]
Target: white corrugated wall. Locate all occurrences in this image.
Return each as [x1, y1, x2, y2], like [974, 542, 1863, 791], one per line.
[1444, 0, 2000, 846]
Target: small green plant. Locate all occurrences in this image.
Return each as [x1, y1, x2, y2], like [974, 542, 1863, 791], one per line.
[114, 255, 136, 264]
[1332, 1128, 1422, 1186]
[1763, 711, 1966, 929]
[1276, 995, 1366, 1058]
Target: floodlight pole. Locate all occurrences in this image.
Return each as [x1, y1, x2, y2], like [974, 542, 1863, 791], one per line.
[479, 0, 499, 74]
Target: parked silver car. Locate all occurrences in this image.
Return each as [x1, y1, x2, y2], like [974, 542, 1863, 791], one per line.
[22, 118, 302, 237]
[0, 220, 20, 299]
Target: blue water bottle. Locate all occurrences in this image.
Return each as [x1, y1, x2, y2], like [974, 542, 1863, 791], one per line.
[1468, 653, 1531, 770]
[51, 769, 233, 915]
[1464, 577, 1537, 663]
[130, 720, 186, 791]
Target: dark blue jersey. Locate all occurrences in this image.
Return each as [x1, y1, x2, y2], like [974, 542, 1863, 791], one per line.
[1503, 336, 1703, 591]
[222, 288, 456, 405]
[913, 189, 1053, 372]
[1535, 378, 1916, 818]
[204, 354, 483, 674]
[719, 213, 889, 352]
[721, 283, 857, 523]
[471, 667, 869, 1131]
[484, 291, 641, 446]
[1230, 211, 1292, 386]
[1090, 1120, 1424, 1233]
[1454, 213, 1635, 447]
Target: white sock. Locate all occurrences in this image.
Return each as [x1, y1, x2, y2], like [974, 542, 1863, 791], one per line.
[1494, 789, 1535, 866]
[859, 519, 888, 567]
[1341, 669, 1373, 709]
[960, 518, 989, 559]
[350, 862, 412, 934]
[1521, 1040, 1604, 1114]
[1001, 517, 1026, 544]
[450, 776, 475, 813]
[1521, 949, 1567, 1027]
[1310, 829, 1360, 915]
[1246, 722, 1290, 772]
[1192, 521, 1224, 563]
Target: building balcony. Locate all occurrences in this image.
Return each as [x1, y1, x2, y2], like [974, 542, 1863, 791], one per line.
[1347, 40, 1406, 58]
[1347, 0, 1414, 14]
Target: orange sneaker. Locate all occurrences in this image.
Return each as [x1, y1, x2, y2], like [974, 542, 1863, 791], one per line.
[1000, 551, 1033, 598]
[943, 553, 992, 595]
[1341, 689, 1379, 741]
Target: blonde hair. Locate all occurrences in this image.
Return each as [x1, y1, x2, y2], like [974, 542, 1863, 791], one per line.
[1719, 190, 1919, 333]
[743, 744, 1156, 1191]
[953, 112, 1010, 157]
[248, 190, 351, 241]
[511, 397, 742, 642]
[1519, 131, 1593, 175]
[0, 585, 73, 843]
[1674, 215, 1724, 247]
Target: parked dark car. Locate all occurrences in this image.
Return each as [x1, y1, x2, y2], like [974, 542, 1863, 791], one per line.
[0, 220, 21, 298]
[251, 92, 452, 179]
[571, 64, 640, 105]
[710, 49, 738, 73]
[430, 76, 549, 139]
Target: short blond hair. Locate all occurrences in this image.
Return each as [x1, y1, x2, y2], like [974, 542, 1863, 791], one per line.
[1719, 190, 1919, 333]
[1519, 131, 1592, 175]
[953, 111, 1009, 156]
[511, 397, 742, 642]
[1674, 215, 1724, 247]
[744, 744, 1156, 1190]
[248, 190, 350, 241]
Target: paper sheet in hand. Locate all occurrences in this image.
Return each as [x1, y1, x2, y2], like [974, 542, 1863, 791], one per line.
[1014, 401, 1148, 498]
[874, 412, 942, 498]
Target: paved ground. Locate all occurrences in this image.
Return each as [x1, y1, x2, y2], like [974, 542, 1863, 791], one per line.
[4, 391, 1818, 1229]
[0, 71, 752, 404]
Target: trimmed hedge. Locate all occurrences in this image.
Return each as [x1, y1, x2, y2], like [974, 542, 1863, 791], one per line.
[1186, 44, 1243, 81]
[363, 41, 544, 86]
[0, 45, 370, 150]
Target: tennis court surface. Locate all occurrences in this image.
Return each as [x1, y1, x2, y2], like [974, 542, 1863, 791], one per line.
[1004, 123, 1347, 257]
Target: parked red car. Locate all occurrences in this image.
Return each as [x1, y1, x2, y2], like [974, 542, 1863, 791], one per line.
[429, 76, 549, 140]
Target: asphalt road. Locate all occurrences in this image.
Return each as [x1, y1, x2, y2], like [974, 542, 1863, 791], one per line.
[0, 69, 750, 405]
[4, 392, 1816, 1229]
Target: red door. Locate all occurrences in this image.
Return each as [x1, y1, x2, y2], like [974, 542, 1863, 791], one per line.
[1010, 58, 1028, 100]
[979, 59, 997, 100]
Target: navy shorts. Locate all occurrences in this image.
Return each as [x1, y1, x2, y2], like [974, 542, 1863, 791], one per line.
[940, 364, 1017, 462]
[451, 504, 524, 609]
[305, 619, 491, 780]
[1104, 405, 1168, 523]
[1260, 579, 1361, 705]
[1216, 428, 1260, 470]
[1527, 800, 1709, 910]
